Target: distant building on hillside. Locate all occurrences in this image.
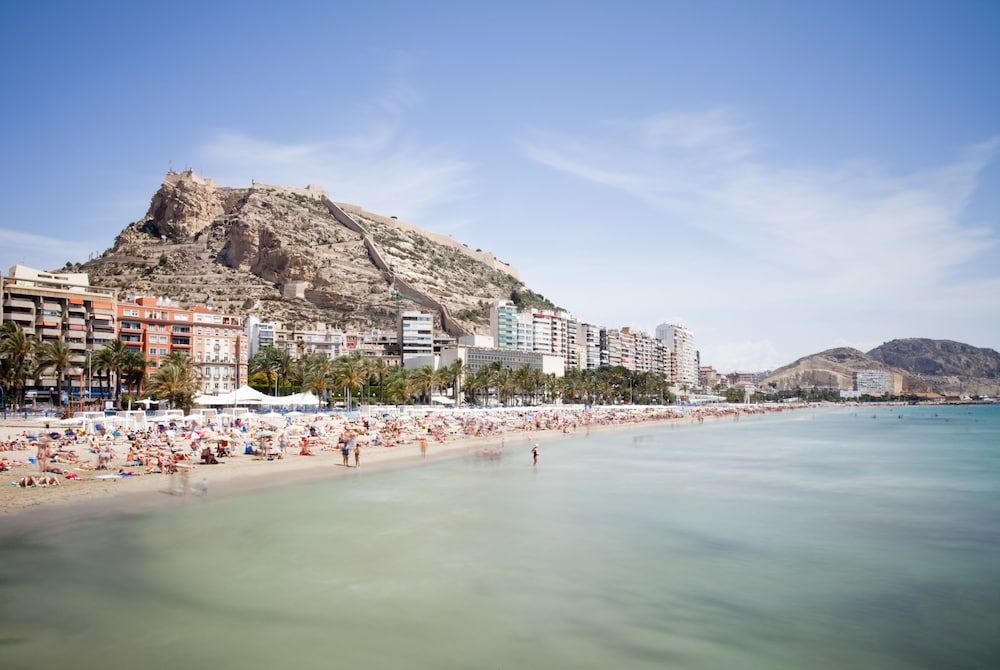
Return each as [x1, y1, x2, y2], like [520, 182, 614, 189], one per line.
[399, 311, 434, 365]
[854, 369, 893, 396]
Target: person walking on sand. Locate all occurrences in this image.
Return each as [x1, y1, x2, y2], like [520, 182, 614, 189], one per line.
[353, 441, 361, 468]
[419, 437, 427, 458]
[531, 444, 539, 466]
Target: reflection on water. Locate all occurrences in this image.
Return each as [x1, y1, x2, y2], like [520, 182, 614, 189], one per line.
[1, 406, 999, 669]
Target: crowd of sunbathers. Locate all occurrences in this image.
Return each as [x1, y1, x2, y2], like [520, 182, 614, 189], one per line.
[4, 404, 803, 490]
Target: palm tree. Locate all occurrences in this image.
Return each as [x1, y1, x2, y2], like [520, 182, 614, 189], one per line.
[90, 347, 113, 402]
[385, 367, 418, 404]
[332, 353, 367, 411]
[249, 345, 289, 395]
[412, 366, 437, 404]
[445, 359, 464, 403]
[302, 353, 334, 400]
[36, 340, 73, 406]
[148, 356, 200, 412]
[101, 339, 130, 408]
[122, 350, 147, 402]
[366, 357, 389, 404]
[0, 322, 36, 409]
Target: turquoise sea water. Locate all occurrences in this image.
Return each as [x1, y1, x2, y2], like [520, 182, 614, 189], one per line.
[1, 406, 999, 669]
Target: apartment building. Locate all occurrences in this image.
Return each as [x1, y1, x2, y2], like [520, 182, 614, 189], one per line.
[489, 300, 519, 350]
[1, 265, 117, 400]
[118, 296, 246, 394]
[273, 321, 347, 359]
[577, 322, 601, 369]
[853, 369, 894, 396]
[655, 323, 697, 387]
[399, 311, 434, 364]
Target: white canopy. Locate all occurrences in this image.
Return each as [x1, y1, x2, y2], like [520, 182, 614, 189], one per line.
[195, 386, 321, 408]
[262, 391, 321, 407]
[195, 385, 270, 406]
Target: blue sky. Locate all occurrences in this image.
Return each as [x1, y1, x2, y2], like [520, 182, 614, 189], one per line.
[1, 1, 998, 370]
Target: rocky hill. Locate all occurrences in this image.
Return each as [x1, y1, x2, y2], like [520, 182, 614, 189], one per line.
[868, 339, 1000, 396]
[760, 347, 927, 394]
[71, 171, 557, 335]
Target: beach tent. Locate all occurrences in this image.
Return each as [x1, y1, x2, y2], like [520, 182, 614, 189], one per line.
[431, 395, 455, 405]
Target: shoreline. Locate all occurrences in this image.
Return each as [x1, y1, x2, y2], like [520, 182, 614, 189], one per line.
[0, 405, 825, 536]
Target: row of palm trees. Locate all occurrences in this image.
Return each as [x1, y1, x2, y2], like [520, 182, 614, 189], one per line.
[0, 322, 193, 410]
[248, 347, 467, 408]
[247, 345, 675, 407]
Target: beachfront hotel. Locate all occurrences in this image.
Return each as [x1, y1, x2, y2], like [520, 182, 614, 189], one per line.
[0, 265, 118, 401]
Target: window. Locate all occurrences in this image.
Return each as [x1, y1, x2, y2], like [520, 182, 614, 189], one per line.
[123, 309, 139, 317]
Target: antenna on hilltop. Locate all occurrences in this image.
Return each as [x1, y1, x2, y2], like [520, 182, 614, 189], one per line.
[168, 159, 173, 173]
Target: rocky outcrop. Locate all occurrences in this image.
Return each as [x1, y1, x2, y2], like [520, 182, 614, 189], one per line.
[146, 171, 238, 240]
[76, 171, 546, 335]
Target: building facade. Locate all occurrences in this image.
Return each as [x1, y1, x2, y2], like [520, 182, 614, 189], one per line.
[118, 296, 246, 394]
[399, 311, 434, 363]
[853, 369, 893, 396]
[1, 265, 117, 400]
[656, 323, 697, 387]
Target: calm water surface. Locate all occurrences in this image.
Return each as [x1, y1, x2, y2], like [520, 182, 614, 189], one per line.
[1, 406, 999, 669]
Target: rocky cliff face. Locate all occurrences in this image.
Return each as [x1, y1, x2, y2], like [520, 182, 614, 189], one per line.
[868, 339, 1000, 396]
[76, 171, 552, 334]
[760, 347, 925, 393]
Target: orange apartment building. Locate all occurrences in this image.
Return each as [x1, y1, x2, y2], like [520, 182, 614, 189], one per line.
[117, 297, 247, 394]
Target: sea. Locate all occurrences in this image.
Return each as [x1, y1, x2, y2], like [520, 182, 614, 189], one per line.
[1, 405, 998, 669]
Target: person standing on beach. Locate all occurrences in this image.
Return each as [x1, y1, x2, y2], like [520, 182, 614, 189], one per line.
[531, 444, 539, 466]
[37, 435, 52, 473]
[419, 437, 427, 458]
[353, 441, 361, 468]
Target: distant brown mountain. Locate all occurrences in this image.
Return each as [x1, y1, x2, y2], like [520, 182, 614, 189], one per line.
[867, 339, 1000, 396]
[760, 347, 926, 393]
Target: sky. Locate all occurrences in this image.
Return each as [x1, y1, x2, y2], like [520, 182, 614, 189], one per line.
[1, 1, 998, 371]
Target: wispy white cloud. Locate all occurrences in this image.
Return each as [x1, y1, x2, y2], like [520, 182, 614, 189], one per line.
[0, 228, 99, 271]
[521, 111, 1000, 369]
[198, 78, 470, 221]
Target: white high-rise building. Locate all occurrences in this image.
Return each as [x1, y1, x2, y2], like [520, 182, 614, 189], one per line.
[656, 323, 697, 387]
[516, 311, 534, 351]
[399, 311, 434, 363]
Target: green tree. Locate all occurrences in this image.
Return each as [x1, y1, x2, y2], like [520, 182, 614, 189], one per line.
[332, 353, 367, 411]
[148, 355, 200, 411]
[0, 322, 36, 409]
[36, 340, 73, 406]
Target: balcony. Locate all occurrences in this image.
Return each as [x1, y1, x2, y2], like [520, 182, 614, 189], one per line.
[8, 310, 34, 323]
[68, 340, 87, 351]
[41, 327, 61, 338]
[3, 298, 35, 310]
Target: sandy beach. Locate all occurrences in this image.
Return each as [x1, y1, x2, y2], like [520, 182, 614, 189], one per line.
[0, 404, 812, 532]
